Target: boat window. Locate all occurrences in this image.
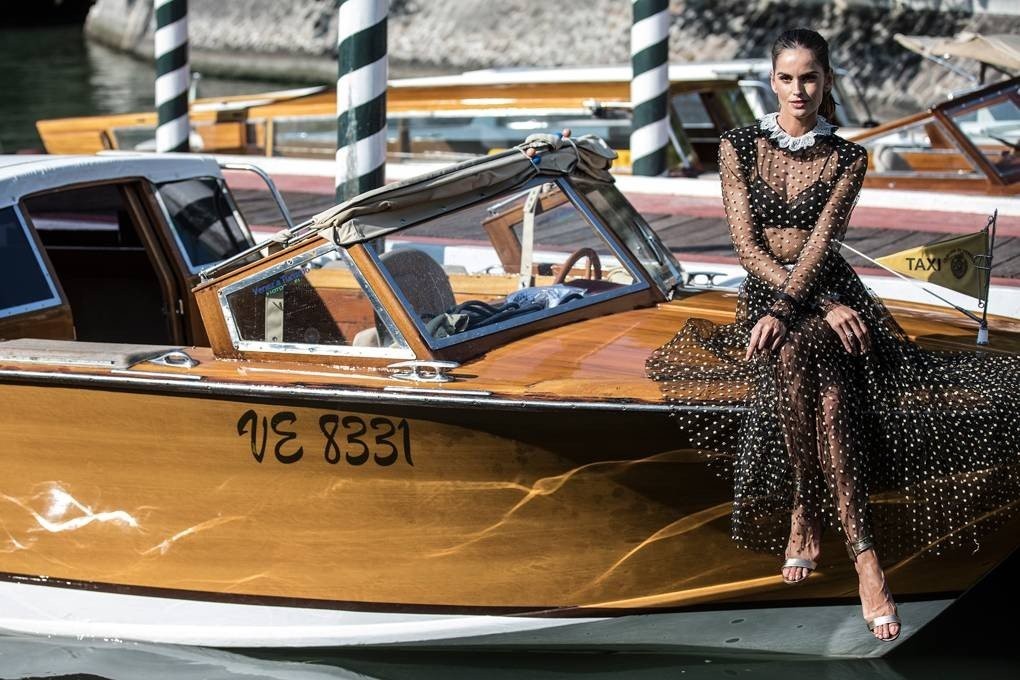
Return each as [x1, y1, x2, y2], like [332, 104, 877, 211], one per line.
[111, 125, 157, 152]
[672, 92, 715, 129]
[859, 117, 980, 177]
[371, 179, 647, 349]
[944, 89, 1020, 184]
[0, 206, 61, 319]
[157, 177, 254, 272]
[23, 184, 177, 344]
[714, 86, 757, 128]
[269, 115, 335, 158]
[220, 244, 412, 358]
[572, 177, 684, 296]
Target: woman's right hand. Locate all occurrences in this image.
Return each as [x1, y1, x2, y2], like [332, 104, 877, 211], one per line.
[745, 314, 787, 361]
[824, 303, 870, 354]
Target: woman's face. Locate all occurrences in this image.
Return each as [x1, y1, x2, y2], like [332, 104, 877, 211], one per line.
[770, 47, 831, 121]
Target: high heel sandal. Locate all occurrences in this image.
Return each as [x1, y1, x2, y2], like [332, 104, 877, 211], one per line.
[782, 510, 819, 584]
[847, 536, 901, 642]
[781, 557, 816, 584]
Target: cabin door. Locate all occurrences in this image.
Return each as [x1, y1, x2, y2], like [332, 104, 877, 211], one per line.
[20, 182, 186, 345]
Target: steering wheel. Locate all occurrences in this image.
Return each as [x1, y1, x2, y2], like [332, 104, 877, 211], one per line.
[554, 247, 602, 284]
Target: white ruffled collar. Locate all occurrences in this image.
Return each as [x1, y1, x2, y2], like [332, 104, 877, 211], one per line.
[759, 112, 836, 151]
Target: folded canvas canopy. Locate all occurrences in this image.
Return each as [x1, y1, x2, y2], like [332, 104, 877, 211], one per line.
[311, 134, 617, 248]
[894, 32, 1020, 74]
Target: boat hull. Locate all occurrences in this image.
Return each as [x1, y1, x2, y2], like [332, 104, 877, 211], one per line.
[0, 378, 1014, 655]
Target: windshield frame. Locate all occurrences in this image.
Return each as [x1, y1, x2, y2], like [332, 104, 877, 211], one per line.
[217, 241, 415, 360]
[568, 177, 685, 298]
[939, 82, 1020, 186]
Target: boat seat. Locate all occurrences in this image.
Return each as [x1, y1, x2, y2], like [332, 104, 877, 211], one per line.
[376, 248, 456, 345]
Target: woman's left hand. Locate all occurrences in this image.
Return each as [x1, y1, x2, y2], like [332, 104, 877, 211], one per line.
[824, 303, 870, 354]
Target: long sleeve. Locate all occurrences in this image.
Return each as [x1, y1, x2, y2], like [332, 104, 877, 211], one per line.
[719, 137, 789, 289]
[779, 150, 868, 304]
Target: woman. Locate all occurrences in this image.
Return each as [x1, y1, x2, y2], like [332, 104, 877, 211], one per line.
[647, 28, 1020, 643]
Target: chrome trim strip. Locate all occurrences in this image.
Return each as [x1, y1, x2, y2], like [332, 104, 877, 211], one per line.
[218, 162, 294, 229]
[0, 205, 63, 320]
[109, 369, 203, 381]
[384, 386, 493, 397]
[0, 368, 743, 414]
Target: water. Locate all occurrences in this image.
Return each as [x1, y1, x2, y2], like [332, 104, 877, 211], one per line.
[0, 25, 300, 153]
[1, 23, 1019, 680]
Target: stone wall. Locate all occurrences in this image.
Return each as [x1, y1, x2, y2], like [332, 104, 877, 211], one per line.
[85, 0, 1020, 117]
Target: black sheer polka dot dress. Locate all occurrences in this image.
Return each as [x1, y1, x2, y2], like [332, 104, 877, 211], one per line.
[646, 113, 1020, 561]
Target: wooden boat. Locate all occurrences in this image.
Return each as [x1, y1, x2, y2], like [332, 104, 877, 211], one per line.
[35, 65, 763, 175]
[1, 140, 1019, 657]
[850, 76, 1020, 195]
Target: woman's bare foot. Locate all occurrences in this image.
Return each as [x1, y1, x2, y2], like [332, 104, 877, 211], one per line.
[854, 548, 900, 641]
[782, 508, 821, 583]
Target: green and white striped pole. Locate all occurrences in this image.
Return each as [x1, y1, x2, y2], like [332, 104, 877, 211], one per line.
[155, 0, 190, 153]
[336, 0, 388, 203]
[630, 0, 669, 176]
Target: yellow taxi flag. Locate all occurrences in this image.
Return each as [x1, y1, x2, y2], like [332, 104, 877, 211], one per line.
[875, 229, 990, 299]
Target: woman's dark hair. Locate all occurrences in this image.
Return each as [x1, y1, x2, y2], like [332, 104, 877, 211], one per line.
[771, 28, 837, 121]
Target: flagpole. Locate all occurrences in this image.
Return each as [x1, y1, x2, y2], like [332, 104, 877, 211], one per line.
[976, 210, 998, 346]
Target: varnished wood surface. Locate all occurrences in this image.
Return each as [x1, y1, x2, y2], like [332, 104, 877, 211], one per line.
[0, 305, 74, 342]
[0, 352, 1016, 613]
[3, 290, 1018, 408]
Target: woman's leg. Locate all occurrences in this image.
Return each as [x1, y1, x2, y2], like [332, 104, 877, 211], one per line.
[812, 334, 900, 641]
[775, 333, 823, 582]
[777, 319, 899, 639]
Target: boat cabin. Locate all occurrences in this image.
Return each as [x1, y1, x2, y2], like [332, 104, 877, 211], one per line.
[0, 155, 270, 345]
[850, 77, 1020, 195]
[192, 136, 685, 367]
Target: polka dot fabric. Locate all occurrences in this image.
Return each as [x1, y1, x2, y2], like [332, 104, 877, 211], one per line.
[646, 119, 1020, 560]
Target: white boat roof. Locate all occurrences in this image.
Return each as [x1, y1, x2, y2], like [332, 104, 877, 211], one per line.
[0, 153, 223, 207]
[388, 62, 768, 89]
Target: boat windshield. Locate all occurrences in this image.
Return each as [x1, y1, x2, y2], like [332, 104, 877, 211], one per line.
[219, 244, 413, 359]
[369, 178, 649, 349]
[571, 177, 684, 296]
[943, 85, 1020, 184]
[858, 116, 981, 178]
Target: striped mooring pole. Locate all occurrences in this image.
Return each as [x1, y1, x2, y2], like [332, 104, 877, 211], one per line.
[630, 0, 670, 176]
[155, 0, 190, 153]
[336, 0, 388, 203]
